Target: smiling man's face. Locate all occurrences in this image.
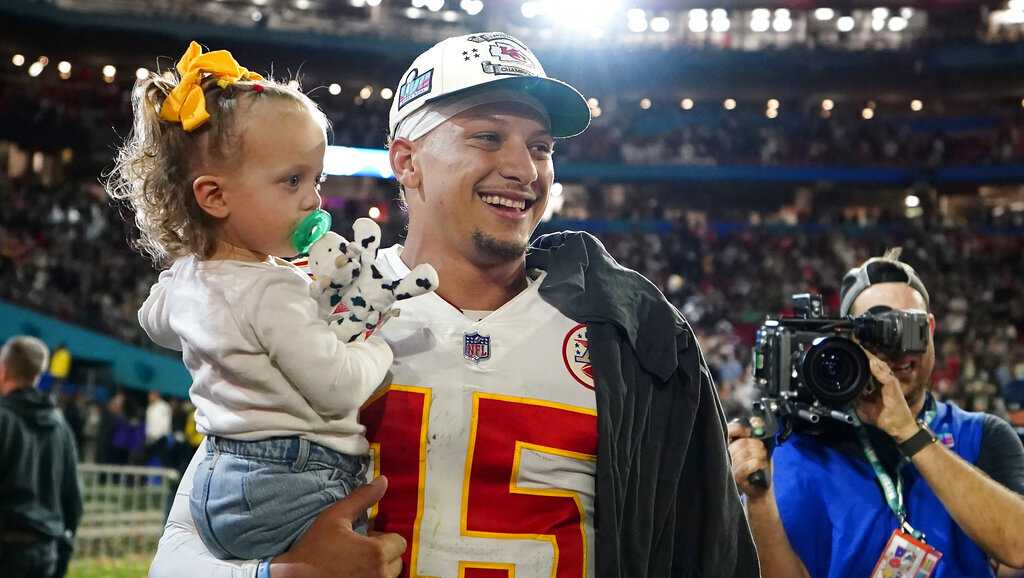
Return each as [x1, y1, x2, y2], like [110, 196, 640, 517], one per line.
[405, 100, 554, 266]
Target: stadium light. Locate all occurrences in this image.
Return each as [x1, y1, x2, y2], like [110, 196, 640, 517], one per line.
[551, 182, 563, 197]
[711, 8, 727, 20]
[688, 8, 709, 31]
[543, 0, 621, 32]
[822, 98, 834, 111]
[904, 194, 920, 208]
[837, 16, 855, 32]
[368, 206, 382, 220]
[724, 98, 736, 110]
[640, 97, 652, 110]
[12, 54, 25, 67]
[460, 0, 483, 15]
[911, 99, 923, 112]
[888, 17, 908, 32]
[751, 8, 771, 21]
[767, 98, 779, 109]
[442, 10, 459, 21]
[766, 108, 778, 119]
[520, 1, 539, 18]
[251, 9, 263, 22]
[681, 98, 694, 110]
[650, 16, 670, 32]
[711, 13, 730, 32]
[628, 17, 648, 32]
[1020, 97, 1024, 109]
[900, 7, 913, 19]
[814, 8, 834, 21]
[28, 61, 45, 77]
[751, 17, 770, 32]
[774, 8, 790, 19]
[592, 106, 602, 118]
[295, 0, 311, 9]
[871, 18, 885, 32]
[773, 15, 793, 32]
[862, 107, 874, 120]
[102, 64, 116, 78]
[425, 0, 444, 12]
[872, 7, 889, 20]
[587, 97, 599, 108]
[367, 0, 382, 5]
[57, 61, 71, 74]
[360, 85, 373, 99]
[406, 7, 423, 18]
[136, 67, 148, 80]
[380, 87, 394, 100]
[350, 0, 366, 6]
[329, 83, 341, 95]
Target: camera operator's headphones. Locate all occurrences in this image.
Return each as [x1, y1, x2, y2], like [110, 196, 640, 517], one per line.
[839, 247, 930, 317]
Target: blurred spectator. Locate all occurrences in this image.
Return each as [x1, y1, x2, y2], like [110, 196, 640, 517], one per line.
[145, 391, 172, 467]
[0, 336, 82, 578]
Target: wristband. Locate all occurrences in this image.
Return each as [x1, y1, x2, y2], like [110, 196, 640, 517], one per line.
[256, 557, 272, 578]
[898, 422, 937, 458]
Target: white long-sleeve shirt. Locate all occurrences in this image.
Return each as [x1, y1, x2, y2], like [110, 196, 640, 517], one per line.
[138, 255, 393, 455]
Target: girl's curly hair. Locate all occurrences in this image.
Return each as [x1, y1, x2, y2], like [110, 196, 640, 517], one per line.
[105, 69, 327, 266]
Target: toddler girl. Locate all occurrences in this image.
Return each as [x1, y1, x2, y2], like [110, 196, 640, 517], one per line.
[106, 41, 404, 561]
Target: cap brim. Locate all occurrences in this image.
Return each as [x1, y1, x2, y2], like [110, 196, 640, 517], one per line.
[427, 76, 591, 139]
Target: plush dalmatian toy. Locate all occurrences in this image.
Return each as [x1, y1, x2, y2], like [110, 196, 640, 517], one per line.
[308, 218, 438, 343]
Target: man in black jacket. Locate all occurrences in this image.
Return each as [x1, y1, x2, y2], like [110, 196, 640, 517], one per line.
[0, 336, 83, 578]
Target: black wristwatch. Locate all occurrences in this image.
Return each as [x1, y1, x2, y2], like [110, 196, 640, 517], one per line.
[898, 421, 937, 458]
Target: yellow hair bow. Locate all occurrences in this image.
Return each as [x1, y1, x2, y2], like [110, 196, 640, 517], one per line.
[159, 41, 264, 132]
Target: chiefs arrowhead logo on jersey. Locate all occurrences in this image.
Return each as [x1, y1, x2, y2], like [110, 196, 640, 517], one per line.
[562, 323, 594, 390]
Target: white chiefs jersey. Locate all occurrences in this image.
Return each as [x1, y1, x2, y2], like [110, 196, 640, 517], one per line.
[363, 245, 598, 578]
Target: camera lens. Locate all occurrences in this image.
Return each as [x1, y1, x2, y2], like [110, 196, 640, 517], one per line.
[800, 336, 869, 407]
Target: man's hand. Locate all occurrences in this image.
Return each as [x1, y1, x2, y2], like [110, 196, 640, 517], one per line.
[854, 350, 920, 443]
[728, 421, 771, 500]
[271, 476, 407, 578]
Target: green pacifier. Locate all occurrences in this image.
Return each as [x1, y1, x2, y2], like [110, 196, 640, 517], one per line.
[290, 209, 332, 255]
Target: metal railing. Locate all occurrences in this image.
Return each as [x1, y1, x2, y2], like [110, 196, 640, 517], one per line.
[74, 463, 180, 559]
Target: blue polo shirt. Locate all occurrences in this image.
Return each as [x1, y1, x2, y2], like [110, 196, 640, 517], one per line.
[773, 397, 990, 578]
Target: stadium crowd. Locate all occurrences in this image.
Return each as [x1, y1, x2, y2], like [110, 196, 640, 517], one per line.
[2, 172, 1023, 438]
[5, 78, 1024, 169]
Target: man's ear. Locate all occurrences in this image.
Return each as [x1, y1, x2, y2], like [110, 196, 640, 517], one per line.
[389, 137, 422, 198]
[928, 312, 936, 336]
[193, 175, 229, 219]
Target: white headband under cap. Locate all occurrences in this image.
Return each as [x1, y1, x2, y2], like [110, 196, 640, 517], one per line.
[392, 89, 550, 142]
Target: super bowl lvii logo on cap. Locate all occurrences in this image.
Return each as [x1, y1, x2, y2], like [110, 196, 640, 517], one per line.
[397, 68, 433, 110]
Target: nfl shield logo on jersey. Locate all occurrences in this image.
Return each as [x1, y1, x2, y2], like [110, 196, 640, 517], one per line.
[463, 331, 491, 363]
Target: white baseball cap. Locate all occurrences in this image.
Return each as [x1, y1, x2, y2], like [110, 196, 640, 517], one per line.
[388, 32, 591, 140]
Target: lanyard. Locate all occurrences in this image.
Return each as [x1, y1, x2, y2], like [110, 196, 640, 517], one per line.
[849, 407, 937, 542]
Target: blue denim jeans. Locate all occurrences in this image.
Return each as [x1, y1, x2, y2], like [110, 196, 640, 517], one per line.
[190, 436, 369, 560]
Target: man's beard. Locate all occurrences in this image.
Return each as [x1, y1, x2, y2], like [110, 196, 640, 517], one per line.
[472, 229, 527, 263]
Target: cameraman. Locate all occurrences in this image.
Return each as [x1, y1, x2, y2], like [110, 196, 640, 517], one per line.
[729, 251, 1024, 577]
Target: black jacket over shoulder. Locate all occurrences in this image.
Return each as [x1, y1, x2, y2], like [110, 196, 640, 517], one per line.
[527, 231, 759, 578]
[0, 387, 83, 543]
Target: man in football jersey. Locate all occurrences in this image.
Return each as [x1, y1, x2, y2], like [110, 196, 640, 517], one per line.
[150, 32, 757, 578]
